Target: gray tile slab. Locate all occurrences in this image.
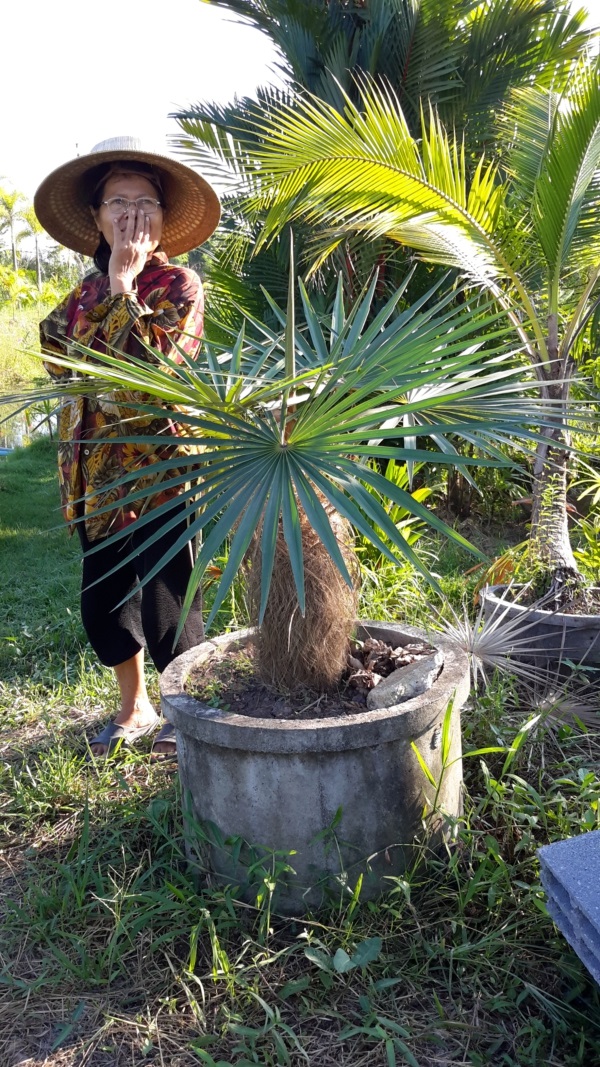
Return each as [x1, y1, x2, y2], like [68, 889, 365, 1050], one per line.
[538, 831, 600, 985]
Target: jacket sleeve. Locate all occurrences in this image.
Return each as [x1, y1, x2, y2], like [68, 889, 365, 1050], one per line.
[85, 267, 204, 363]
[39, 268, 204, 379]
[39, 286, 81, 381]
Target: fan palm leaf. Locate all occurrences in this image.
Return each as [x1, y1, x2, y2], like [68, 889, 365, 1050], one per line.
[4, 274, 589, 636]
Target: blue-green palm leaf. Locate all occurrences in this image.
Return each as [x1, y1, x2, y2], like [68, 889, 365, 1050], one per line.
[3, 275, 587, 635]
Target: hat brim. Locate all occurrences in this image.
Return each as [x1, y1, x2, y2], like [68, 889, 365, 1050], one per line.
[34, 148, 221, 257]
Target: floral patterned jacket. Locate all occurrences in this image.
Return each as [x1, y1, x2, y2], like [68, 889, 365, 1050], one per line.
[40, 251, 204, 542]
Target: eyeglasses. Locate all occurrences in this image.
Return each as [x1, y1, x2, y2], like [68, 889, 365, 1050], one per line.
[101, 196, 162, 215]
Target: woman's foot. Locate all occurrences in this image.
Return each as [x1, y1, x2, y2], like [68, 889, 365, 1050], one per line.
[150, 721, 177, 761]
[88, 702, 160, 757]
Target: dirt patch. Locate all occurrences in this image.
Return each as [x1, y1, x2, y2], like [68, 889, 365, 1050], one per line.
[186, 637, 437, 720]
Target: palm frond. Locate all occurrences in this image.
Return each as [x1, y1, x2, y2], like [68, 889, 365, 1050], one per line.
[172, 87, 293, 191]
[248, 81, 506, 283]
[449, 0, 593, 133]
[499, 85, 558, 201]
[531, 56, 600, 296]
[5, 274, 577, 627]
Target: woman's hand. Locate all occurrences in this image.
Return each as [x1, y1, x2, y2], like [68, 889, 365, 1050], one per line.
[108, 208, 154, 295]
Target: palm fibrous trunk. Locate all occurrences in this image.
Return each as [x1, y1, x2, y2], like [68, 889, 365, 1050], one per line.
[247, 510, 359, 692]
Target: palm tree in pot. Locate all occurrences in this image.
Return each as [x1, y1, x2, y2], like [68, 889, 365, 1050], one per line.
[7, 227, 589, 909]
[4, 261, 576, 907]
[10, 263, 569, 685]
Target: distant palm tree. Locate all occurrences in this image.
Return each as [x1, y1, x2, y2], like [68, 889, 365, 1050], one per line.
[16, 207, 45, 289]
[0, 187, 27, 271]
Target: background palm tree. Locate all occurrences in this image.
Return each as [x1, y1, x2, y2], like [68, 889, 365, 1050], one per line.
[16, 207, 45, 289]
[0, 187, 27, 271]
[175, 0, 593, 326]
[202, 0, 590, 138]
[228, 56, 600, 604]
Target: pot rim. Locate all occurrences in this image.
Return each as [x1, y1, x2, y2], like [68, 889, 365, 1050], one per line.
[482, 583, 600, 624]
[160, 621, 470, 754]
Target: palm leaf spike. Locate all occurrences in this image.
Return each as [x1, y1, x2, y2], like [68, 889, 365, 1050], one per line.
[277, 229, 297, 447]
[434, 584, 566, 690]
[284, 228, 296, 382]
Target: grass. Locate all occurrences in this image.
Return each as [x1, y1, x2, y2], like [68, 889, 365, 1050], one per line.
[0, 303, 53, 449]
[0, 304, 43, 387]
[1, 442, 600, 1066]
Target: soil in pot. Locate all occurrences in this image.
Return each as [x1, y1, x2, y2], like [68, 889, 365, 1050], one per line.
[186, 635, 439, 720]
[513, 586, 600, 614]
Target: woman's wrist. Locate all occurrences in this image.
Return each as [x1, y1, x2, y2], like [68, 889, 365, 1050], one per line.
[109, 275, 137, 297]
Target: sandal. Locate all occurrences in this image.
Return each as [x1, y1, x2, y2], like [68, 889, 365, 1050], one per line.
[151, 721, 177, 761]
[86, 711, 161, 759]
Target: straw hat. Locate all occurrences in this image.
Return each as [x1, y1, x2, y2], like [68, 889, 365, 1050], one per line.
[34, 136, 221, 257]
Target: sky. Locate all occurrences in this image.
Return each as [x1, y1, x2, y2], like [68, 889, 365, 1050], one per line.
[2, 0, 600, 206]
[1, 0, 285, 201]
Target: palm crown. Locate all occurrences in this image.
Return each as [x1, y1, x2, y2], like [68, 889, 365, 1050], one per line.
[5, 260, 584, 684]
[199, 0, 591, 136]
[175, 0, 593, 329]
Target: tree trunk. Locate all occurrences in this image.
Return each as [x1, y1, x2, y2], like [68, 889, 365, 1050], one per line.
[35, 236, 42, 289]
[529, 333, 583, 606]
[247, 511, 358, 691]
[10, 223, 17, 271]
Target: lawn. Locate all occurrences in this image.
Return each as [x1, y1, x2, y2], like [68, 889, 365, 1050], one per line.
[1, 441, 600, 1066]
[0, 304, 54, 451]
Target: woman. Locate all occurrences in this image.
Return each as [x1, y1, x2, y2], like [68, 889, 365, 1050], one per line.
[34, 136, 220, 758]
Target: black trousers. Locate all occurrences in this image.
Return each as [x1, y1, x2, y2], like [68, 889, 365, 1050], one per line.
[77, 508, 204, 673]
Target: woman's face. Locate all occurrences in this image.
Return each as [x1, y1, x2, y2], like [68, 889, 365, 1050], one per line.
[92, 172, 164, 252]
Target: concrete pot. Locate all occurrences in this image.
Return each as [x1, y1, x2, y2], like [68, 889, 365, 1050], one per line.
[160, 621, 470, 913]
[480, 584, 600, 667]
